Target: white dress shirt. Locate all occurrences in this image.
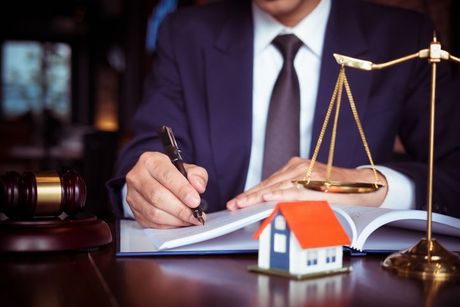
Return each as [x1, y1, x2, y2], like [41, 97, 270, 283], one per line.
[122, 0, 416, 218]
[245, 0, 415, 210]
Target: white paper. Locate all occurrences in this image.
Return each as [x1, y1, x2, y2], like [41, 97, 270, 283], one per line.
[119, 202, 460, 255]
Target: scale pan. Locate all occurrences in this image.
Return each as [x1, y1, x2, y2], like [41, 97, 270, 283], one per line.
[292, 180, 384, 193]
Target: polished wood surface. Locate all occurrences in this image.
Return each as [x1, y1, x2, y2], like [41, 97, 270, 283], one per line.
[0, 215, 112, 252]
[1, 226, 459, 307]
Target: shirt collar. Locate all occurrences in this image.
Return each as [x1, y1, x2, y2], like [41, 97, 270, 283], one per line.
[252, 0, 331, 57]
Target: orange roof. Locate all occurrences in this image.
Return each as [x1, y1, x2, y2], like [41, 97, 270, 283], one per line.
[253, 201, 350, 249]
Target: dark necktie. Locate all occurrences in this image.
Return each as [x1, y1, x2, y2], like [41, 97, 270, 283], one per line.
[262, 34, 303, 179]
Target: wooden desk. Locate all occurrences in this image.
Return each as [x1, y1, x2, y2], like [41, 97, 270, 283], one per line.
[1, 232, 459, 307]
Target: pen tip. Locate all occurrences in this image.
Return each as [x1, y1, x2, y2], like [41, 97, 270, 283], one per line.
[193, 207, 205, 225]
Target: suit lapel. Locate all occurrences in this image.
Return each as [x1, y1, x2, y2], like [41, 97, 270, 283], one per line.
[205, 0, 375, 198]
[205, 2, 254, 199]
[312, 0, 373, 167]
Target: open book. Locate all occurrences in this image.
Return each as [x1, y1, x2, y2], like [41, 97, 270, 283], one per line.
[117, 201, 460, 256]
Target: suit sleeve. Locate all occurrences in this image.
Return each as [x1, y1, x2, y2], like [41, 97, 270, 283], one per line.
[106, 14, 192, 216]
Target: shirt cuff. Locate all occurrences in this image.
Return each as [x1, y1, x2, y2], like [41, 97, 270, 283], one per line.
[358, 165, 415, 210]
[121, 183, 135, 219]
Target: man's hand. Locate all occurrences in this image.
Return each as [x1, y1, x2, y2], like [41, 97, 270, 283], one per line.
[227, 157, 388, 210]
[125, 152, 208, 228]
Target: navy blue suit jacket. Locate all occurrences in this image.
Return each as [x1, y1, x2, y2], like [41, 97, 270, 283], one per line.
[109, 0, 460, 218]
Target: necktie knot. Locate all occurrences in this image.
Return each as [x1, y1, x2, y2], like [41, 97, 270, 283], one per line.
[273, 34, 303, 62]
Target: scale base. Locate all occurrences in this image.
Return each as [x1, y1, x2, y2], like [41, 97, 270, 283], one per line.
[382, 238, 460, 281]
[293, 180, 384, 193]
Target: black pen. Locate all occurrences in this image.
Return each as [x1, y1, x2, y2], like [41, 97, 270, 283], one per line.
[159, 126, 205, 225]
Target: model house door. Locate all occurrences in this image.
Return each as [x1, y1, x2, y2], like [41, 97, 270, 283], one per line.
[269, 214, 290, 271]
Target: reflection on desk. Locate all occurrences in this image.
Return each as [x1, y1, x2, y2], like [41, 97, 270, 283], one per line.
[256, 272, 349, 306]
[1, 229, 459, 307]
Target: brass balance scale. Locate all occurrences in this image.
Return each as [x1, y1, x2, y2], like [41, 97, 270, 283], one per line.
[293, 34, 460, 281]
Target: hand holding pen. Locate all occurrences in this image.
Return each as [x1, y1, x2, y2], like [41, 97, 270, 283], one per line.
[159, 126, 206, 225]
[124, 129, 207, 228]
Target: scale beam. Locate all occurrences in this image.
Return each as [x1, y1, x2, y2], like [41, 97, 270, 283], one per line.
[305, 34, 460, 280]
[334, 35, 458, 70]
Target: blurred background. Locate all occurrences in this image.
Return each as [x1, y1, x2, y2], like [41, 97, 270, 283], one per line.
[0, 0, 458, 218]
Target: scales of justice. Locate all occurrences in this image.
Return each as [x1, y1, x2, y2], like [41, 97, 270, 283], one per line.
[292, 33, 460, 280]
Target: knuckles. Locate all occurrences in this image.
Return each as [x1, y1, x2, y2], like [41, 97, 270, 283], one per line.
[147, 188, 162, 206]
[193, 166, 208, 181]
[176, 205, 192, 222]
[139, 152, 168, 171]
[125, 169, 137, 186]
[125, 151, 203, 228]
[177, 184, 192, 203]
[288, 156, 303, 165]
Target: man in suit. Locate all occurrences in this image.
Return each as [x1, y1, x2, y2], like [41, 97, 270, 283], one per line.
[108, 0, 460, 228]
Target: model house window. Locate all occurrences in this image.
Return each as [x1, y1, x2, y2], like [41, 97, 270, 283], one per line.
[307, 250, 318, 266]
[273, 233, 286, 253]
[274, 215, 286, 230]
[326, 248, 336, 263]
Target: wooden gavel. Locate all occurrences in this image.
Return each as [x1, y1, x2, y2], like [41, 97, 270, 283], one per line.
[0, 171, 86, 218]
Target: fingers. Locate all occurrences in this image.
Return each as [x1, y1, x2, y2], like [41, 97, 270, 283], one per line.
[128, 188, 192, 228]
[241, 180, 296, 208]
[126, 152, 207, 228]
[247, 157, 305, 193]
[227, 157, 307, 210]
[262, 187, 326, 202]
[263, 186, 386, 208]
[227, 178, 296, 210]
[226, 159, 389, 212]
[142, 153, 202, 208]
[184, 163, 208, 194]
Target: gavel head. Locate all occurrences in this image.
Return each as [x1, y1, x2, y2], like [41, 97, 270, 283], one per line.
[0, 171, 86, 218]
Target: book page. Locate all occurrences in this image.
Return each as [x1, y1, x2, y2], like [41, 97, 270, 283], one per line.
[120, 201, 460, 254]
[119, 219, 259, 254]
[388, 213, 460, 236]
[338, 206, 460, 250]
[120, 219, 156, 253]
[330, 206, 358, 245]
[143, 201, 277, 250]
[160, 225, 259, 253]
[362, 226, 460, 252]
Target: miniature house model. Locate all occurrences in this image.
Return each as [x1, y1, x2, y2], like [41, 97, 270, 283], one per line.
[252, 201, 351, 278]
